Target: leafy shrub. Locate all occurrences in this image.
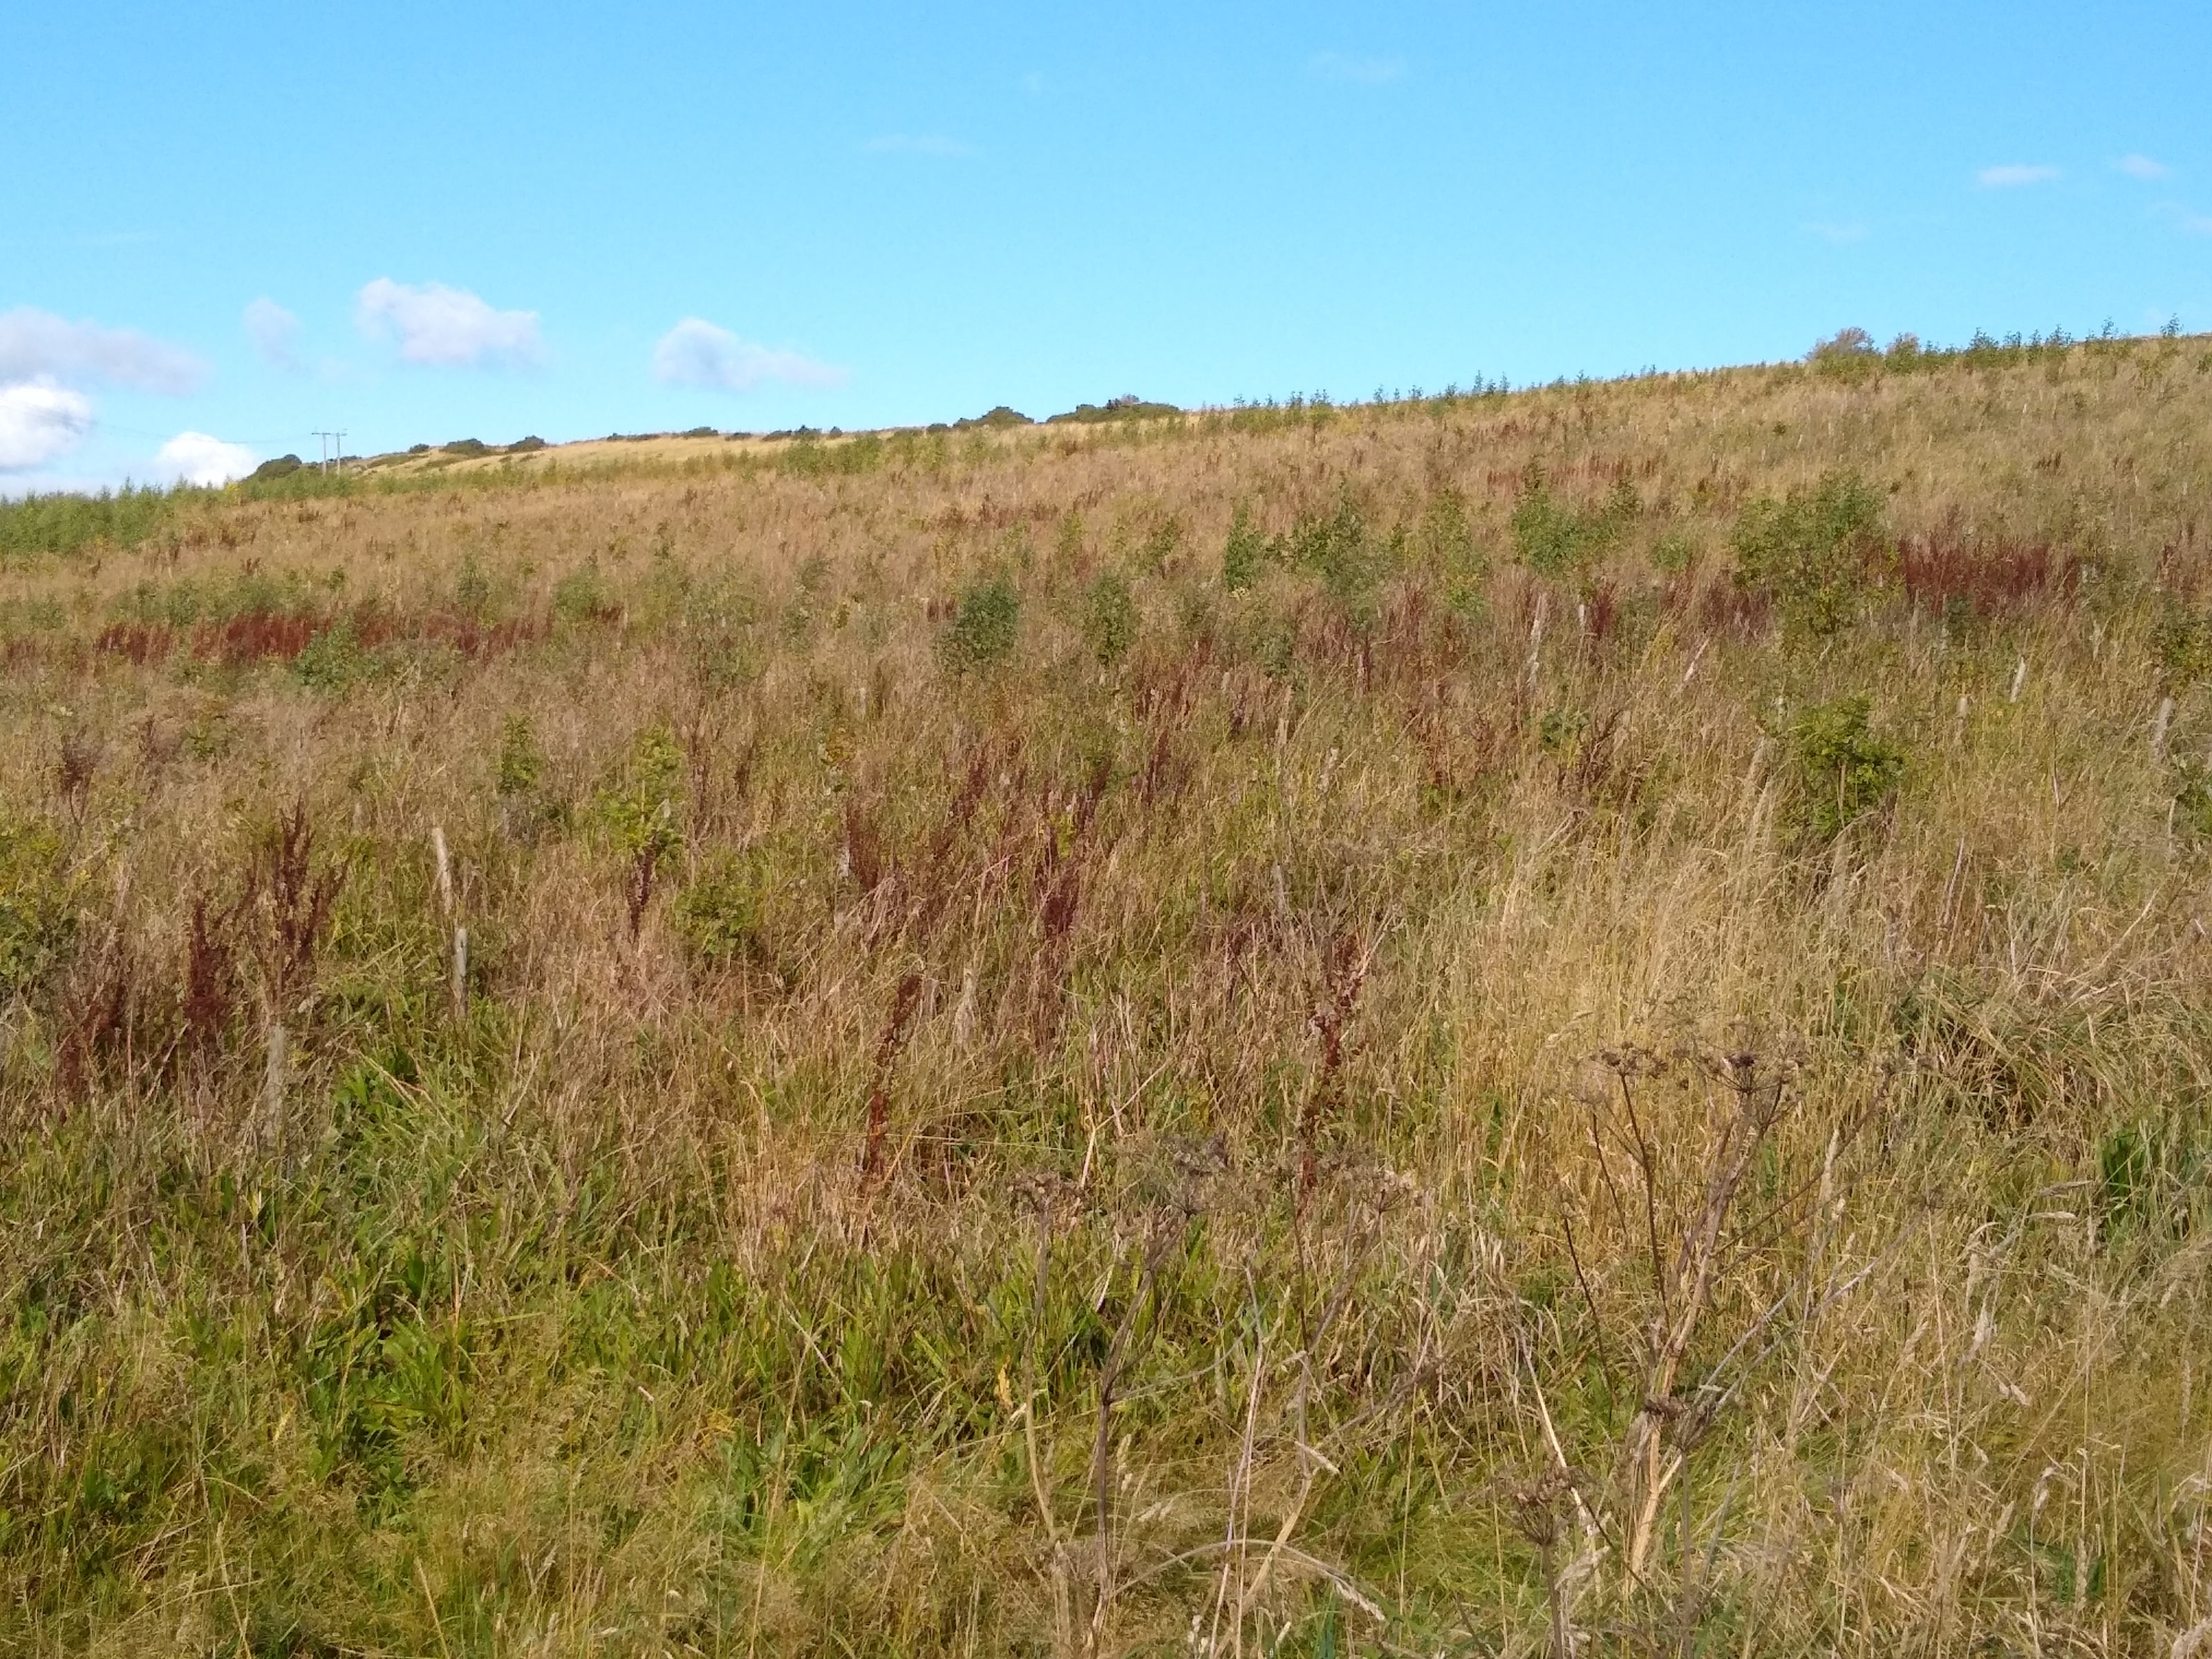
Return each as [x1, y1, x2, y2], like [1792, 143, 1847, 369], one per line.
[442, 439, 490, 458]
[1510, 468, 1634, 576]
[939, 576, 1021, 673]
[1045, 396, 1181, 424]
[2173, 760, 2212, 839]
[1284, 491, 1374, 601]
[552, 561, 615, 626]
[0, 818, 75, 1005]
[293, 618, 367, 693]
[1783, 695, 1906, 843]
[1651, 531, 1696, 574]
[1732, 471, 1886, 637]
[2154, 602, 2212, 691]
[1810, 327, 1878, 362]
[507, 436, 548, 453]
[1810, 328, 1882, 379]
[1082, 571, 1138, 665]
[1222, 506, 1267, 592]
[953, 406, 1033, 430]
[675, 850, 769, 968]
[0, 486, 177, 562]
[496, 715, 543, 800]
[249, 456, 304, 482]
[601, 727, 684, 856]
[1418, 488, 1487, 612]
[454, 554, 492, 617]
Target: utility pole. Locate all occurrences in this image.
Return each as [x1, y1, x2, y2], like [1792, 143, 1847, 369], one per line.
[312, 431, 348, 476]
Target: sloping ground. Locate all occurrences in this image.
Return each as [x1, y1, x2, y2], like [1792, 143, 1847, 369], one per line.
[3, 336, 2211, 1656]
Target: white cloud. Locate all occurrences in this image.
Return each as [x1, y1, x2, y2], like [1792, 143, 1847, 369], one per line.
[1977, 163, 2060, 188]
[355, 278, 544, 368]
[1311, 52, 1406, 84]
[2117, 153, 2170, 180]
[245, 297, 303, 369]
[0, 379, 95, 471]
[864, 134, 974, 157]
[651, 318, 847, 393]
[0, 306, 205, 393]
[155, 431, 256, 487]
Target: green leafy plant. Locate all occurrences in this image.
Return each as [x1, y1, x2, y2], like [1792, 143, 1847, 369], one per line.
[1732, 471, 1886, 637]
[939, 574, 1022, 673]
[600, 726, 685, 935]
[2154, 602, 2212, 691]
[552, 559, 615, 626]
[1510, 468, 1635, 576]
[1081, 571, 1138, 666]
[1222, 505, 1267, 592]
[0, 817, 75, 1004]
[496, 715, 543, 800]
[1783, 694, 1906, 843]
[1282, 489, 1376, 604]
[675, 850, 769, 970]
[292, 618, 367, 693]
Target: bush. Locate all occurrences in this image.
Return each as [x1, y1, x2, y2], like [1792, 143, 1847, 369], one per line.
[1284, 490, 1374, 601]
[249, 456, 305, 482]
[0, 486, 177, 562]
[953, 406, 1033, 431]
[1732, 471, 1886, 637]
[0, 818, 75, 1005]
[1418, 488, 1487, 611]
[1810, 328, 1883, 382]
[1045, 396, 1181, 425]
[1222, 506, 1266, 592]
[552, 561, 615, 626]
[496, 715, 543, 800]
[939, 576, 1021, 673]
[1651, 531, 1696, 574]
[675, 850, 769, 969]
[1510, 468, 1634, 576]
[2154, 602, 2212, 691]
[293, 618, 367, 693]
[1081, 571, 1138, 666]
[1783, 695, 1906, 843]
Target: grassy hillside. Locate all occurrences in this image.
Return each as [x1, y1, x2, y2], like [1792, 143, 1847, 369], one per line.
[4, 332, 2212, 1656]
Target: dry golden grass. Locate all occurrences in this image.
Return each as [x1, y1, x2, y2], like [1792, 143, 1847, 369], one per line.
[3, 335, 2211, 1656]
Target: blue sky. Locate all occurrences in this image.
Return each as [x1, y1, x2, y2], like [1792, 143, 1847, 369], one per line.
[3, 0, 2207, 493]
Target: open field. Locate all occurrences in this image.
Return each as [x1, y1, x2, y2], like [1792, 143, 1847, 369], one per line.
[4, 332, 2212, 1656]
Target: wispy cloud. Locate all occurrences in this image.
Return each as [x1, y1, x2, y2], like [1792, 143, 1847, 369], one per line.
[1977, 163, 2061, 188]
[652, 319, 847, 393]
[245, 297, 303, 371]
[2117, 153, 2171, 180]
[0, 306, 206, 394]
[1311, 52, 1406, 84]
[155, 431, 256, 486]
[356, 279, 544, 368]
[0, 379, 95, 471]
[1805, 221, 1869, 245]
[864, 133, 974, 158]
